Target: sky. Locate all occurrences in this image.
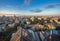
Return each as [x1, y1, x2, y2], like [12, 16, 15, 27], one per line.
[0, 0, 60, 15]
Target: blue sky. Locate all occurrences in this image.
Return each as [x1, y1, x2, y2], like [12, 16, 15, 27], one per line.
[0, 0, 60, 15]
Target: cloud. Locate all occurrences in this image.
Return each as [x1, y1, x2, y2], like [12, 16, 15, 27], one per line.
[30, 10, 60, 16]
[30, 3, 60, 13]
[45, 4, 55, 9]
[24, 0, 32, 6]
[30, 9, 42, 13]
[6, 5, 24, 10]
[55, 3, 60, 6]
[14, 6, 23, 10]
[45, 3, 60, 9]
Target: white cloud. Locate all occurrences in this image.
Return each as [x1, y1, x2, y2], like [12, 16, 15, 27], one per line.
[18, 9, 60, 16]
[0, 10, 17, 14]
[0, 9, 60, 16]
